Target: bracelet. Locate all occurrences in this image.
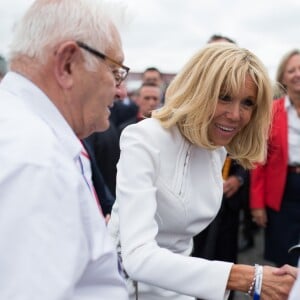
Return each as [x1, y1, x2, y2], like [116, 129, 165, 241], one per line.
[246, 264, 263, 298]
[247, 265, 257, 297]
[253, 265, 263, 300]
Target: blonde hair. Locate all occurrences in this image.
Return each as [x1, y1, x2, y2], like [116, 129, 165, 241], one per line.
[275, 49, 300, 92]
[153, 43, 273, 169]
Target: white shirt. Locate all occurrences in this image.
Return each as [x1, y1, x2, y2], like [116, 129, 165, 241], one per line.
[0, 72, 128, 300]
[108, 118, 233, 300]
[285, 96, 300, 165]
[288, 258, 300, 300]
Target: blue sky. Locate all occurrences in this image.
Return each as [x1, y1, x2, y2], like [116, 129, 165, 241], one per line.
[1, 0, 300, 81]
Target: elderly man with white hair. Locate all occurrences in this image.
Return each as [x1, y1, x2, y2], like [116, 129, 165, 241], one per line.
[0, 0, 130, 299]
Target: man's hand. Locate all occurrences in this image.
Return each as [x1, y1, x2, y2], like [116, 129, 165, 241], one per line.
[223, 176, 242, 198]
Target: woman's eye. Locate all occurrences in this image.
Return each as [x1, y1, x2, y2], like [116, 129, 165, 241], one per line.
[219, 95, 231, 102]
[243, 98, 255, 107]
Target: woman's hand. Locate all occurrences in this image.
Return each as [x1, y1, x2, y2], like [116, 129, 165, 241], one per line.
[227, 264, 295, 300]
[251, 208, 267, 227]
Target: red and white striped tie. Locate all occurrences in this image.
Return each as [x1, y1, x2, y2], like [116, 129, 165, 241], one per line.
[78, 147, 103, 216]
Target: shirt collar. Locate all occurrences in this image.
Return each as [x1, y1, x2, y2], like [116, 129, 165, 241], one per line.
[284, 95, 293, 109]
[1, 71, 82, 159]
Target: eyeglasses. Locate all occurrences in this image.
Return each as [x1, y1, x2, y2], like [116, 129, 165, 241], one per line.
[76, 41, 130, 86]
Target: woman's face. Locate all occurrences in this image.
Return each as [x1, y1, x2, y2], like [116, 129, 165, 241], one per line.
[282, 54, 300, 95]
[208, 75, 257, 146]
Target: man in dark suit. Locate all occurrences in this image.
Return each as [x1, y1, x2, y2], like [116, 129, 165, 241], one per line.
[81, 139, 115, 217]
[118, 82, 161, 134]
[84, 124, 120, 199]
[83, 80, 139, 211]
[83, 82, 130, 215]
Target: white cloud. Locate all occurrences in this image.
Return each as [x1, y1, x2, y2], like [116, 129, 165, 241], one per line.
[120, 0, 300, 80]
[1, 0, 300, 80]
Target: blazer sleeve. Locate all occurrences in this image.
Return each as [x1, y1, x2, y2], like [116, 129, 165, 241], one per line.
[250, 161, 267, 209]
[250, 98, 286, 210]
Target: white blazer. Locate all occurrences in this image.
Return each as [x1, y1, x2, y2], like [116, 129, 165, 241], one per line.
[108, 118, 233, 300]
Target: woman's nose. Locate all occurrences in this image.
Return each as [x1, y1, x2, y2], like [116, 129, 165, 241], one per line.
[226, 103, 241, 120]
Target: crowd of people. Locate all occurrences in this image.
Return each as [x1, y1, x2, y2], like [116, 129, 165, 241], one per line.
[0, 1, 299, 300]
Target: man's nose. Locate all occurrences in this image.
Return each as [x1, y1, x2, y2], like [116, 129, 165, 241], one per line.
[149, 101, 157, 109]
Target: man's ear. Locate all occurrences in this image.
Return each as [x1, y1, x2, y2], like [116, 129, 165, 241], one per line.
[54, 41, 81, 89]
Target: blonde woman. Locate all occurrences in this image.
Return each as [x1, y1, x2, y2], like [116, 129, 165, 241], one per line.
[108, 43, 296, 300]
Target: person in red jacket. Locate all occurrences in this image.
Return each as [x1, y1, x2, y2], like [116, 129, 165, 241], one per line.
[250, 49, 300, 267]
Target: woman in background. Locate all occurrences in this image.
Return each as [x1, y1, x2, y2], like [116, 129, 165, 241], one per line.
[250, 49, 300, 267]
